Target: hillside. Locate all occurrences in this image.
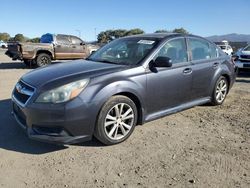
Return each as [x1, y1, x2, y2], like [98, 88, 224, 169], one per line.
[206, 33, 250, 42]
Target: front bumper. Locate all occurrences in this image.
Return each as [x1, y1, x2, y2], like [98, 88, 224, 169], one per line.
[235, 60, 250, 69]
[11, 96, 97, 145]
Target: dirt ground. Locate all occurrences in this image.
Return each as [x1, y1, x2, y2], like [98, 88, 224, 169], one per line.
[0, 49, 249, 188]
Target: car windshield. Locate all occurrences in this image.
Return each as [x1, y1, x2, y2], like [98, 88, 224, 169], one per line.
[87, 38, 158, 65]
[219, 45, 226, 50]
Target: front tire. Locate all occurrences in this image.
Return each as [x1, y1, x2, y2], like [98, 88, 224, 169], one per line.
[94, 95, 138, 145]
[211, 76, 228, 105]
[36, 53, 51, 67]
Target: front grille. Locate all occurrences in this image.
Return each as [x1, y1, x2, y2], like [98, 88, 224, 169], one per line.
[239, 59, 250, 62]
[240, 55, 250, 59]
[13, 80, 35, 105]
[13, 102, 27, 127]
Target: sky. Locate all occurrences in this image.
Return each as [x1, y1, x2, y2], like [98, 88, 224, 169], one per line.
[1, 0, 249, 41]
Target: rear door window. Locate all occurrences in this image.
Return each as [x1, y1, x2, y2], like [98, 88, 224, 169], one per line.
[188, 38, 211, 61]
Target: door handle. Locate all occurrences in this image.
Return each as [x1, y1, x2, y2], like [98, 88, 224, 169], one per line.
[72, 46, 76, 48]
[183, 68, 192, 74]
[57, 45, 61, 48]
[213, 62, 219, 68]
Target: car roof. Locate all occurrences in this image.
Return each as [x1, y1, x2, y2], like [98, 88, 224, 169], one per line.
[123, 33, 204, 41]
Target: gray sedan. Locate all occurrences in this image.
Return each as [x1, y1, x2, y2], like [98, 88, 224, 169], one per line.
[12, 33, 237, 145]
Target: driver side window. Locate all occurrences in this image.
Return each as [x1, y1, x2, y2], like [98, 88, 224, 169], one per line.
[155, 38, 188, 64]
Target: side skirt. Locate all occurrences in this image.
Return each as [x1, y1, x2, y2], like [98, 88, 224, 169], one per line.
[144, 97, 211, 123]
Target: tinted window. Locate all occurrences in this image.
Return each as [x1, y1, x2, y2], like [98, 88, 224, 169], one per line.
[71, 37, 83, 45]
[189, 38, 211, 61]
[210, 43, 218, 58]
[57, 35, 71, 45]
[219, 45, 226, 50]
[155, 38, 188, 64]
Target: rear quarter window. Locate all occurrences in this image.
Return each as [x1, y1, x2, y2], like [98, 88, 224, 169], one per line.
[188, 38, 210, 61]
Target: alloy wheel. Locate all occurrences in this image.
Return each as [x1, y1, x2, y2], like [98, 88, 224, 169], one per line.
[104, 103, 135, 140]
[215, 79, 227, 103]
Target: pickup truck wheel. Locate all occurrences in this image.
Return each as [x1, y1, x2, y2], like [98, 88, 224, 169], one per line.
[36, 53, 51, 67]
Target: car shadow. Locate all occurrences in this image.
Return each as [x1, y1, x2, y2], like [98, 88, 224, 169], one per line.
[0, 62, 28, 69]
[0, 61, 65, 70]
[0, 99, 104, 154]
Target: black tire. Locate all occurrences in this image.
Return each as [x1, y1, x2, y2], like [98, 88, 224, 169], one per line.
[94, 95, 138, 145]
[211, 76, 228, 105]
[36, 53, 51, 67]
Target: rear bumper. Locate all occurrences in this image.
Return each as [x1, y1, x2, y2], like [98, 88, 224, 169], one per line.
[5, 50, 23, 60]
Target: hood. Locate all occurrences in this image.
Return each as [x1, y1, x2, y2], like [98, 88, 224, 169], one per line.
[21, 60, 127, 88]
[241, 50, 250, 55]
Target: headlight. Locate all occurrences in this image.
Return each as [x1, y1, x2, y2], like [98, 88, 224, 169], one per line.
[35, 79, 89, 103]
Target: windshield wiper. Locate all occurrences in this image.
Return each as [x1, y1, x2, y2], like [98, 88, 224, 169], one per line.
[86, 58, 129, 65]
[96, 59, 120, 65]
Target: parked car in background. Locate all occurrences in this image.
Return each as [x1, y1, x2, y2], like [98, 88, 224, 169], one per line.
[5, 33, 99, 67]
[0, 40, 8, 48]
[234, 44, 250, 69]
[218, 44, 233, 55]
[11, 33, 236, 145]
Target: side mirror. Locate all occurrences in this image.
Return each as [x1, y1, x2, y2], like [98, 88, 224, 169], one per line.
[80, 42, 85, 46]
[90, 50, 96, 55]
[153, 56, 172, 67]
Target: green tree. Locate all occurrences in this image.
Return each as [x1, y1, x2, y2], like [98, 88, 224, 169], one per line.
[27, 37, 40, 43]
[97, 30, 113, 43]
[111, 29, 127, 39]
[14, 33, 26, 42]
[0, 32, 11, 41]
[125, 28, 144, 36]
[172, 27, 189, 34]
[97, 28, 145, 43]
[154, 30, 170, 33]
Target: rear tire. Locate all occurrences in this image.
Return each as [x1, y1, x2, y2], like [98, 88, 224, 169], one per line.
[211, 76, 228, 105]
[36, 53, 51, 67]
[94, 95, 138, 145]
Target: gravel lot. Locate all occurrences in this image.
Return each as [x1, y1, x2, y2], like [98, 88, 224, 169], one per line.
[0, 49, 249, 188]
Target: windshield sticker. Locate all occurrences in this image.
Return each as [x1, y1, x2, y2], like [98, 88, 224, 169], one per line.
[137, 40, 155, 45]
